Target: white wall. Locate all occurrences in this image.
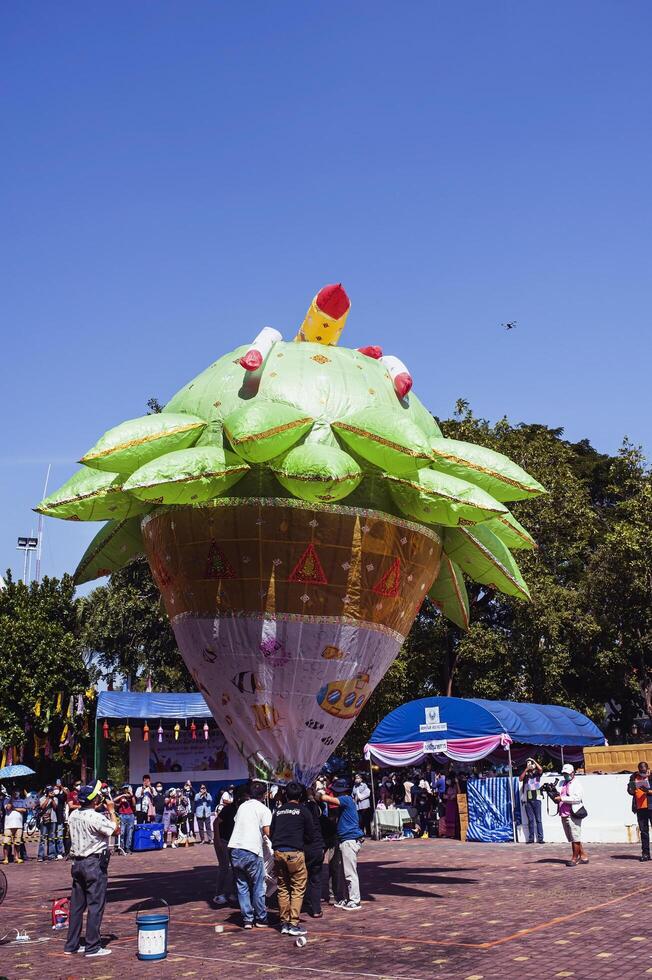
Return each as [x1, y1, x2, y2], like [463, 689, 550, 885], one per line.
[517, 774, 639, 844]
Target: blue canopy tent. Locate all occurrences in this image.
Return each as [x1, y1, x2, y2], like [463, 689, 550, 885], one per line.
[93, 692, 250, 794]
[365, 696, 605, 768]
[365, 696, 605, 842]
[94, 692, 214, 776]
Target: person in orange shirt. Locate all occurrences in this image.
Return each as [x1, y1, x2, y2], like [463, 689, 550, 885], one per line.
[627, 761, 652, 862]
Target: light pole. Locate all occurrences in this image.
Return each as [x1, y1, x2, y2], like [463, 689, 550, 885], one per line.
[17, 536, 38, 583]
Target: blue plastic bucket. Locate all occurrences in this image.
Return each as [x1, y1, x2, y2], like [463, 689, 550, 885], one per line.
[136, 900, 170, 960]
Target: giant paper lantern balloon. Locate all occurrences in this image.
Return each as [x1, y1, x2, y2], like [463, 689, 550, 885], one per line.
[37, 284, 545, 783]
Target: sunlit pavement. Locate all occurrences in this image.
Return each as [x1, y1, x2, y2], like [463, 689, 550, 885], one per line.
[1, 838, 650, 979]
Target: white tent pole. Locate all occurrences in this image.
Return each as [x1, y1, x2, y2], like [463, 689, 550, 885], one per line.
[507, 743, 517, 843]
[369, 757, 377, 811]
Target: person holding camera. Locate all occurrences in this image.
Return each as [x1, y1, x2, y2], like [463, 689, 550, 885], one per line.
[63, 781, 119, 958]
[520, 757, 545, 844]
[627, 761, 652, 862]
[554, 764, 588, 867]
[113, 784, 136, 854]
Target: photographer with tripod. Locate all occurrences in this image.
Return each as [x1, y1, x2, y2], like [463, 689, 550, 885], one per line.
[520, 758, 544, 844]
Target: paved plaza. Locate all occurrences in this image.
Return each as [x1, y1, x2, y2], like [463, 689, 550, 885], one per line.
[1, 838, 650, 980]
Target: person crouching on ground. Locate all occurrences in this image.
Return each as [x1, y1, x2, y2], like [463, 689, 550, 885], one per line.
[555, 764, 588, 867]
[269, 781, 313, 937]
[627, 760, 652, 862]
[227, 782, 272, 929]
[321, 778, 364, 910]
[63, 781, 119, 959]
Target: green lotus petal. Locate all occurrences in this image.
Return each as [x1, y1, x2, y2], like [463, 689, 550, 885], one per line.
[81, 413, 206, 475]
[332, 406, 432, 475]
[270, 443, 362, 503]
[428, 555, 470, 630]
[74, 517, 145, 584]
[123, 447, 249, 505]
[35, 467, 149, 522]
[482, 511, 537, 551]
[430, 438, 546, 502]
[444, 523, 530, 600]
[386, 468, 507, 527]
[224, 401, 314, 463]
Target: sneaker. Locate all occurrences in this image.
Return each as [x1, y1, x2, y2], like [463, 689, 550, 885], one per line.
[342, 901, 362, 911]
[1, 859, 8, 865]
[213, 894, 228, 906]
[243, 922, 254, 930]
[64, 946, 86, 955]
[333, 900, 348, 908]
[280, 923, 290, 935]
[288, 924, 307, 937]
[85, 947, 112, 957]
[254, 921, 268, 928]
[15, 858, 24, 864]
[639, 855, 650, 862]
[170, 843, 178, 848]
[56, 855, 64, 861]
[163, 843, 167, 849]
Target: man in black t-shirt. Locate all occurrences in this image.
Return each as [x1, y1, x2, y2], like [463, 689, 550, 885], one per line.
[270, 782, 314, 937]
[213, 799, 237, 905]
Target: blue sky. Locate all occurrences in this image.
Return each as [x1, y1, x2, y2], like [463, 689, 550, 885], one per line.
[2, 1, 651, 585]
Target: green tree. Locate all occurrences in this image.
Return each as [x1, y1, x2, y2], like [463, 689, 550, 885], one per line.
[0, 572, 92, 763]
[586, 444, 652, 731]
[80, 558, 193, 692]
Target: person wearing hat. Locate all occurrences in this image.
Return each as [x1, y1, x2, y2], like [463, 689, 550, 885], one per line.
[554, 764, 589, 867]
[321, 778, 364, 910]
[63, 781, 119, 958]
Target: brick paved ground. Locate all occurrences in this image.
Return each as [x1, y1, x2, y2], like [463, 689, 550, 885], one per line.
[1, 838, 651, 980]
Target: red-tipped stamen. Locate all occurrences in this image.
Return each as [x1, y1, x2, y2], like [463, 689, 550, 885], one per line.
[315, 283, 350, 320]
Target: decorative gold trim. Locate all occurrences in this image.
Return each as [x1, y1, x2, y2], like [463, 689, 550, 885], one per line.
[38, 483, 124, 511]
[128, 465, 249, 491]
[81, 421, 204, 463]
[141, 496, 442, 544]
[494, 515, 538, 548]
[386, 473, 505, 514]
[444, 554, 469, 628]
[430, 447, 538, 494]
[225, 417, 314, 445]
[454, 527, 529, 599]
[269, 467, 360, 485]
[333, 422, 431, 461]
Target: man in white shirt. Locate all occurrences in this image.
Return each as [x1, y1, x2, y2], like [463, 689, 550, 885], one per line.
[351, 774, 372, 837]
[228, 782, 272, 928]
[2, 796, 26, 864]
[134, 774, 157, 824]
[63, 782, 119, 959]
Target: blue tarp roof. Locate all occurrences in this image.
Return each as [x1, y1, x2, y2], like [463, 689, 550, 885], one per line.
[96, 691, 213, 720]
[369, 696, 605, 748]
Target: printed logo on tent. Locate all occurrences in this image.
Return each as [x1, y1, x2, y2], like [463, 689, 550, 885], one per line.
[205, 542, 235, 579]
[419, 705, 448, 734]
[289, 543, 328, 585]
[372, 558, 401, 597]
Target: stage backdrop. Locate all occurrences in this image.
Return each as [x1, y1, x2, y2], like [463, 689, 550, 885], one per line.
[129, 725, 248, 787]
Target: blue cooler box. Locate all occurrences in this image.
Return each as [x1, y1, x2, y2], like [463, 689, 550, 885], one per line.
[133, 822, 164, 852]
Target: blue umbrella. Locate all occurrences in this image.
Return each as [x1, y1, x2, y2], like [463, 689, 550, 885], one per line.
[0, 765, 35, 780]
